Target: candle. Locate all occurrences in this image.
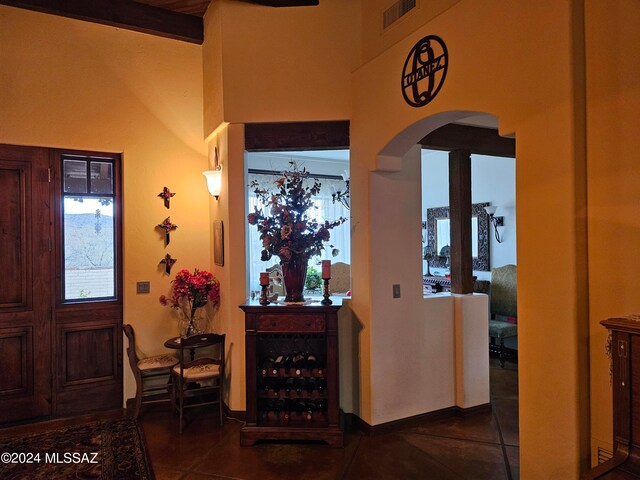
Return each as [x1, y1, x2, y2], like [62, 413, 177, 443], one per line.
[322, 260, 331, 279]
[259, 272, 269, 286]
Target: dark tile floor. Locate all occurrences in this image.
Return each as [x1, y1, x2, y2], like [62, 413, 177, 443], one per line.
[143, 357, 519, 480]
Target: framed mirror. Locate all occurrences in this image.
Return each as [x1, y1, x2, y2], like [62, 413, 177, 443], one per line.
[425, 202, 490, 271]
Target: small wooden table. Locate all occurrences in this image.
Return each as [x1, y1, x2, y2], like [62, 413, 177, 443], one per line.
[164, 335, 215, 361]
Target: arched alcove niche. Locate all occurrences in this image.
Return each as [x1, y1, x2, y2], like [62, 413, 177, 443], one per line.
[361, 111, 503, 438]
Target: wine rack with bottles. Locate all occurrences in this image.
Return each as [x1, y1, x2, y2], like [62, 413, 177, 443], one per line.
[240, 302, 342, 447]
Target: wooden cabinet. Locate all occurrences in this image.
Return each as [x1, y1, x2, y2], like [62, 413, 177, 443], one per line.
[584, 314, 640, 479]
[240, 302, 343, 447]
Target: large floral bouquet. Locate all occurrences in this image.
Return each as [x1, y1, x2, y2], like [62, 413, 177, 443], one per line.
[247, 163, 346, 263]
[160, 269, 220, 335]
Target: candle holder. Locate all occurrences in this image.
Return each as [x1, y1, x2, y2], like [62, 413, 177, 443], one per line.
[259, 284, 270, 305]
[321, 278, 332, 305]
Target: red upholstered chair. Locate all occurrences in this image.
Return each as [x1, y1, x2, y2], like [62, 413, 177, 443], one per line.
[123, 324, 178, 418]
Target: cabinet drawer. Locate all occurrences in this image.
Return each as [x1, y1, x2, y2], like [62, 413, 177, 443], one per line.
[256, 314, 325, 332]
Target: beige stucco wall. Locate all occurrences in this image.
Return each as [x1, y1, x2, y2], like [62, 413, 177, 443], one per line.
[0, 6, 210, 403]
[585, 0, 640, 464]
[351, 1, 588, 478]
[6, 0, 640, 477]
[202, 0, 361, 133]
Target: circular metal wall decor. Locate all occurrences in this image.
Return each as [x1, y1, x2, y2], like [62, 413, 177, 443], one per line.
[401, 35, 448, 108]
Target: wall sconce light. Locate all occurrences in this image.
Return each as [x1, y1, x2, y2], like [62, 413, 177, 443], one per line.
[203, 146, 222, 200]
[484, 205, 504, 243]
[331, 169, 350, 209]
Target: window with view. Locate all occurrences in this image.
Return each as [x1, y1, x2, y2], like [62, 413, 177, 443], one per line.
[61, 155, 117, 301]
[246, 151, 350, 295]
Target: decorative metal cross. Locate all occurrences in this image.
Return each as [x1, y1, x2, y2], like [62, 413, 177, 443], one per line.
[157, 186, 176, 209]
[159, 253, 177, 274]
[157, 217, 178, 245]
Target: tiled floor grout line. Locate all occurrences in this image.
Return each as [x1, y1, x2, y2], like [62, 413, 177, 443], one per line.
[395, 432, 468, 479]
[408, 430, 504, 447]
[339, 432, 362, 480]
[491, 399, 513, 480]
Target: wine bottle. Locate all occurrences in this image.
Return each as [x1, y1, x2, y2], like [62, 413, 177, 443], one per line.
[275, 399, 289, 421]
[295, 399, 306, 419]
[261, 398, 276, 421]
[260, 357, 275, 376]
[315, 399, 327, 413]
[317, 378, 326, 395]
[306, 376, 317, 395]
[292, 352, 306, 375]
[305, 399, 316, 420]
[306, 352, 317, 371]
[283, 354, 294, 375]
[284, 377, 295, 395]
[295, 376, 306, 396]
[273, 355, 285, 375]
[269, 378, 281, 397]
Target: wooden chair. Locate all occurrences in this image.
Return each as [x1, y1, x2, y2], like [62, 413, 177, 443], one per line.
[170, 333, 225, 433]
[488, 264, 518, 368]
[123, 324, 178, 418]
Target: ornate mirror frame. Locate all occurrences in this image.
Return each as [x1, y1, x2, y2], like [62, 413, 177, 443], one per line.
[425, 202, 490, 271]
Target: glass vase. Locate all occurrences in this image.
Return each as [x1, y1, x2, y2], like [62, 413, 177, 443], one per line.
[281, 256, 308, 302]
[179, 308, 207, 338]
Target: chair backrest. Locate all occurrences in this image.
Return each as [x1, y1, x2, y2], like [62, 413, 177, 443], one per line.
[179, 333, 226, 366]
[331, 262, 351, 293]
[490, 264, 517, 318]
[123, 324, 141, 374]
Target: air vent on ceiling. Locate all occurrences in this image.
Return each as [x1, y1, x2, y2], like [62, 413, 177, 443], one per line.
[597, 446, 613, 465]
[383, 0, 416, 29]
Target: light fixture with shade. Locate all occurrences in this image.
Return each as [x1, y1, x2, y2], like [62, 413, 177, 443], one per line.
[203, 146, 223, 200]
[484, 205, 504, 243]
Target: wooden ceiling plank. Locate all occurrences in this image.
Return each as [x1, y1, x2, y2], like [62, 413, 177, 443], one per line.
[1, 0, 204, 44]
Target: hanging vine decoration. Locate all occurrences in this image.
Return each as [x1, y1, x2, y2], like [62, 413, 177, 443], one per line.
[158, 186, 176, 209]
[159, 253, 177, 274]
[157, 217, 178, 245]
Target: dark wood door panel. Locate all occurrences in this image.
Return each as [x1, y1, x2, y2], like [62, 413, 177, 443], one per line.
[0, 164, 29, 307]
[58, 322, 119, 386]
[54, 320, 122, 414]
[0, 327, 32, 396]
[0, 145, 51, 424]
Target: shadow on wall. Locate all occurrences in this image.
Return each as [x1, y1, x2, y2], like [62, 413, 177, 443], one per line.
[338, 300, 362, 418]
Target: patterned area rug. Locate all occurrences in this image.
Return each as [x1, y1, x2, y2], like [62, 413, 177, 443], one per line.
[0, 417, 154, 479]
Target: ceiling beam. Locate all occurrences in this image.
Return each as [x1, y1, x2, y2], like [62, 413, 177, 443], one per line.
[419, 124, 515, 158]
[245, 0, 319, 6]
[1, 0, 204, 44]
[245, 121, 349, 151]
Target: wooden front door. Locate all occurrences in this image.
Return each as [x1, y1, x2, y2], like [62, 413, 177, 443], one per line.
[0, 145, 52, 423]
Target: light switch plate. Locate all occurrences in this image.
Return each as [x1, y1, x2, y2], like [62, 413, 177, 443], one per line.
[136, 281, 150, 294]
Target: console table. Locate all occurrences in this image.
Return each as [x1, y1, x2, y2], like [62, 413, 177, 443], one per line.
[239, 301, 343, 447]
[583, 314, 640, 478]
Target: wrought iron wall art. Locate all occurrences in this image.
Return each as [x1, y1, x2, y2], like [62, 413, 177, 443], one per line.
[157, 217, 178, 245]
[158, 186, 175, 209]
[425, 202, 490, 271]
[160, 253, 177, 274]
[401, 35, 448, 108]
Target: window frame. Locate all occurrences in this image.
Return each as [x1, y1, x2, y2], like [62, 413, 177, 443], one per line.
[53, 150, 123, 305]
